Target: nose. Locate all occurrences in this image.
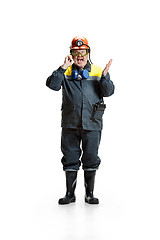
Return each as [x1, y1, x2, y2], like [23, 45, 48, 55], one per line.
[77, 52, 82, 57]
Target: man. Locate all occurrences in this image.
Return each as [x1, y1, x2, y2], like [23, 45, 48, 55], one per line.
[46, 36, 114, 205]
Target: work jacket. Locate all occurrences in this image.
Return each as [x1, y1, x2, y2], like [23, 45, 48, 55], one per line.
[46, 61, 114, 130]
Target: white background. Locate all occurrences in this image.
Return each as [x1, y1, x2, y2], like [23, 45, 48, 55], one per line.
[0, 0, 160, 239]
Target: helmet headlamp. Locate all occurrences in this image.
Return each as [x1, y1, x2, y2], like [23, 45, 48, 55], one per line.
[76, 39, 83, 47]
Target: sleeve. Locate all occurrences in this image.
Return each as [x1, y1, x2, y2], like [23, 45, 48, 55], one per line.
[99, 72, 115, 97]
[46, 67, 66, 91]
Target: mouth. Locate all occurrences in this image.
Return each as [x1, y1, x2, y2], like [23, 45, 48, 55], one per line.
[77, 58, 84, 64]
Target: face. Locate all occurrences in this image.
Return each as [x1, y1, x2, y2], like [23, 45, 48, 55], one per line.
[71, 49, 89, 68]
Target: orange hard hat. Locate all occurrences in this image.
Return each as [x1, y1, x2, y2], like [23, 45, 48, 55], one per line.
[70, 36, 90, 50]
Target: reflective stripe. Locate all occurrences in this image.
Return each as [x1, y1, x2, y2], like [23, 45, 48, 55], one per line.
[65, 75, 101, 81]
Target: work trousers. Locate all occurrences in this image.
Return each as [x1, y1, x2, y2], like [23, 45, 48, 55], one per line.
[61, 128, 101, 171]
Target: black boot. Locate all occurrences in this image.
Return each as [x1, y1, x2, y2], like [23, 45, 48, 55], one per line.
[84, 170, 99, 204]
[58, 171, 77, 205]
